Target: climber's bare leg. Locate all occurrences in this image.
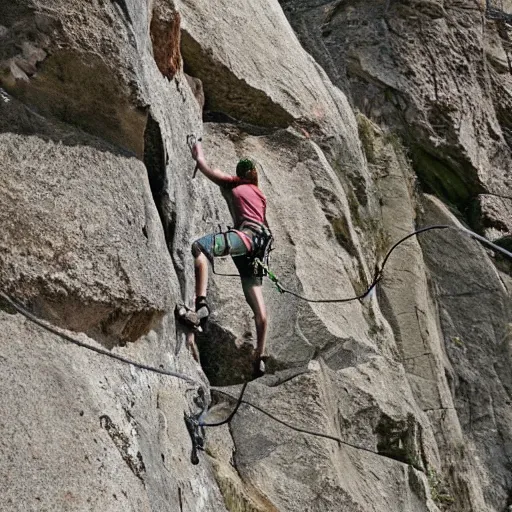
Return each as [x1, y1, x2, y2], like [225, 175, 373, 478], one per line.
[194, 252, 208, 298]
[241, 277, 267, 358]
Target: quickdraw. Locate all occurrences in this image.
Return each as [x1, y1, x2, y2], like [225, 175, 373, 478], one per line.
[184, 387, 209, 465]
[254, 258, 283, 293]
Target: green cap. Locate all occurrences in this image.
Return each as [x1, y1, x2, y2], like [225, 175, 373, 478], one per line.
[236, 158, 255, 177]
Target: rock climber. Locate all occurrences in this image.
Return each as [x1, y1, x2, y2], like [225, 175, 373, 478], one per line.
[188, 141, 272, 377]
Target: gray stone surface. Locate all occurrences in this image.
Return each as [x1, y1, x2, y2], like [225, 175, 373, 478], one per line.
[0, 95, 176, 346]
[361, 116, 490, 511]
[0, 0, 511, 511]
[418, 194, 512, 511]
[279, 0, 512, 237]
[175, 0, 377, 213]
[212, 359, 441, 512]
[0, 310, 225, 512]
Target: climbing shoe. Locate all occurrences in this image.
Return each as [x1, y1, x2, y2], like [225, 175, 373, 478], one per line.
[252, 357, 266, 379]
[195, 296, 210, 328]
[175, 304, 202, 332]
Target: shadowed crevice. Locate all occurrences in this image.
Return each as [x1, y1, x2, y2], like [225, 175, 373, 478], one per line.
[143, 113, 168, 238]
[142, 113, 186, 296]
[196, 322, 284, 386]
[196, 322, 257, 386]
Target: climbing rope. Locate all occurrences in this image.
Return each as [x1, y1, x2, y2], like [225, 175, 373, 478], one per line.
[202, 385, 421, 465]
[2, 223, 511, 467]
[0, 293, 367, 461]
[207, 385, 341, 443]
[0, 291, 201, 386]
[185, 377, 388, 465]
[255, 225, 512, 303]
[200, 381, 249, 427]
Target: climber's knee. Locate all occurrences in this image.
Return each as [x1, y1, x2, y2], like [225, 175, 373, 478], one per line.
[191, 241, 203, 258]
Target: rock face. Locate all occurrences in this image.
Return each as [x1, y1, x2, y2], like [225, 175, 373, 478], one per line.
[0, 98, 176, 347]
[279, 0, 512, 238]
[0, 1, 510, 512]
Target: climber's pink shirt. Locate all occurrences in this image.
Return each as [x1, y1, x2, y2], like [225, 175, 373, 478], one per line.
[219, 177, 267, 250]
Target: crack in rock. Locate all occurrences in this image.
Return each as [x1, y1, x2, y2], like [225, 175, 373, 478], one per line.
[100, 415, 146, 483]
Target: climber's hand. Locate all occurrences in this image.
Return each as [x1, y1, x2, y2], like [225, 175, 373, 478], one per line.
[192, 142, 204, 162]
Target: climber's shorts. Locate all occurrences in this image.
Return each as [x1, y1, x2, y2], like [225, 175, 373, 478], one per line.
[192, 230, 261, 282]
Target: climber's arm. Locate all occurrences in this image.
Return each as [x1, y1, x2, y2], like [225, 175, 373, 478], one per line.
[192, 142, 236, 187]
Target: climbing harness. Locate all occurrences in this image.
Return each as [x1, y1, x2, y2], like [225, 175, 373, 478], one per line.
[240, 220, 274, 278]
[216, 225, 234, 257]
[207, 226, 238, 278]
[186, 134, 202, 178]
[211, 221, 274, 279]
[253, 258, 285, 292]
